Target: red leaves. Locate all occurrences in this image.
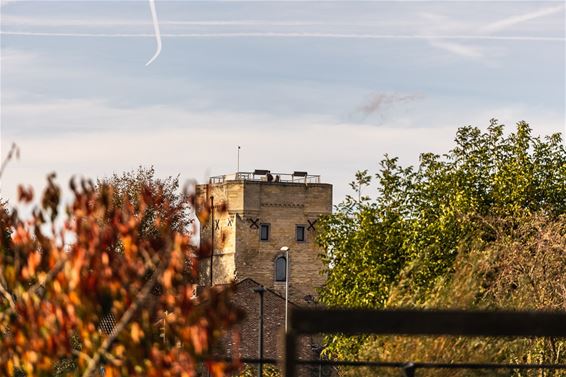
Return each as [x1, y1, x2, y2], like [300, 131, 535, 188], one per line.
[1, 171, 242, 377]
[41, 173, 61, 222]
[17, 185, 34, 203]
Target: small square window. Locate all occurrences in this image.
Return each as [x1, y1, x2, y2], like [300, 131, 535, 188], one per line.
[296, 225, 305, 242]
[260, 224, 270, 241]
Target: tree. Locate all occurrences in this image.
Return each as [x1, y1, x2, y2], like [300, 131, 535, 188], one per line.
[0, 169, 242, 376]
[316, 120, 566, 361]
[355, 214, 566, 377]
[98, 166, 191, 235]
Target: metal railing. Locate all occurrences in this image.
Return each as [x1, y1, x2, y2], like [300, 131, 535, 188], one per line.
[283, 308, 566, 377]
[209, 172, 321, 185]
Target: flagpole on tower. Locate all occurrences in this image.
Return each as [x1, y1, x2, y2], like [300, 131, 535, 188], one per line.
[237, 145, 241, 173]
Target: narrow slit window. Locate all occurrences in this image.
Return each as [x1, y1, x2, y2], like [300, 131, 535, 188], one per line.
[260, 224, 270, 241]
[296, 225, 306, 242]
[275, 256, 287, 282]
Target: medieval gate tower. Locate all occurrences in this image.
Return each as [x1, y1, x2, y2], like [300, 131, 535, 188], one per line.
[196, 170, 332, 302]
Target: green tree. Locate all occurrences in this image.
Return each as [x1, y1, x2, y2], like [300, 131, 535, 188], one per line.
[357, 214, 566, 377]
[317, 120, 566, 361]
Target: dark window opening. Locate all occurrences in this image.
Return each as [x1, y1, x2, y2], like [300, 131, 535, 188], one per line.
[296, 225, 306, 242]
[260, 224, 270, 241]
[275, 256, 287, 282]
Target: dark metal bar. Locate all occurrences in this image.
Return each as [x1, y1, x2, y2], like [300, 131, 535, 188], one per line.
[205, 357, 566, 371]
[253, 286, 266, 377]
[284, 331, 297, 377]
[209, 357, 278, 365]
[293, 360, 566, 370]
[209, 195, 214, 286]
[402, 363, 415, 377]
[290, 308, 566, 337]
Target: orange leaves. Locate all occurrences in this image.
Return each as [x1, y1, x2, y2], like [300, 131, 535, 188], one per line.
[67, 252, 83, 290]
[114, 344, 126, 358]
[22, 250, 41, 279]
[163, 268, 174, 289]
[24, 350, 39, 364]
[196, 207, 210, 226]
[1, 170, 242, 377]
[207, 361, 230, 377]
[12, 223, 31, 245]
[5, 359, 17, 377]
[130, 322, 144, 344]
[121, 235, 138, 257]
[189, 320, 210, 355]
[102, 252, 110, 266]
[103, 367, 118, 377]
[194, 191, 211, 226]
[15, 330, 27, 347]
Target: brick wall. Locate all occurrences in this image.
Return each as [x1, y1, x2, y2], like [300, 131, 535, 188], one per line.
[217, 278, 320, 376]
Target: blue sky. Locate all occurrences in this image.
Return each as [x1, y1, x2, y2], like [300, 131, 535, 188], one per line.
[1, 0, 564, 205]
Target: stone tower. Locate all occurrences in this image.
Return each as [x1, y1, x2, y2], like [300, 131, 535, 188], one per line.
[196, 170, 332, 302]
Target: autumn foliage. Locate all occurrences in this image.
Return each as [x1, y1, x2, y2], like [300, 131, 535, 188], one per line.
[0, 166, 242, 376]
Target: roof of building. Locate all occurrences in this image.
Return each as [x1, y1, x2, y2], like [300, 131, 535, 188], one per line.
[208, 171, 322, 185]
[234, 278, 301, 307]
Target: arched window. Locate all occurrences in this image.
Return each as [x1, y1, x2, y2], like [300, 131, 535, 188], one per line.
[275, 256, 287, 282]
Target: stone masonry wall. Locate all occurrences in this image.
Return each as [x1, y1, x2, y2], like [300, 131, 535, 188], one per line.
[236, 181, 332, 303]
[196, 180, 332, 303]
[196, 183, 238, 286]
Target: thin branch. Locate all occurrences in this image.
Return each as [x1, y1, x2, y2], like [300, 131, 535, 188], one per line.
[139, 245, 156, 270]
[102, 350, 123, 366]
[0, 143, 19, 179]
[0, 269, 16, 311]
[29, 253, 69, 295]
[72, 349, 94, 364]
[0, 249, 68, 316]
[81, 238, 172, 377]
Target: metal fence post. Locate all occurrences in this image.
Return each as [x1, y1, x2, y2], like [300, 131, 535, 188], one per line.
[402, 363, 416, 377]
[284, 330, 297, 377]
[253, 286, 266, 377]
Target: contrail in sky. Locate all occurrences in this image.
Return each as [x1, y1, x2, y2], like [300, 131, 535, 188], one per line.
[145, 0, 161, 66]
[481, 5, 565, 33]
[0, 16, 333, 27]
[1, 31, 563, 41]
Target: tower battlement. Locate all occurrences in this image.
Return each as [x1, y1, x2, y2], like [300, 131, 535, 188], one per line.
[209, 170, 321, 185]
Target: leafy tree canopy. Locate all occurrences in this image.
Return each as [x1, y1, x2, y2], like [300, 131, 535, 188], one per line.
[317, 120, 566, 360]
[97, 166, 191, 236]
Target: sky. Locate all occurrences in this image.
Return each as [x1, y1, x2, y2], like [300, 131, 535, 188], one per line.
[1, 0, 564, 207]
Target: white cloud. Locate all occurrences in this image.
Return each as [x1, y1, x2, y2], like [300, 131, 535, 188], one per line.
[481, 5, 565, 34]
[427, 39, 484, 59]
[0, 48, 36, 63]
[416, 5, 564, 60]
[1, 98, 563, 208]
[1, 3, 563, 207]
[0, 0, 19, 7]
